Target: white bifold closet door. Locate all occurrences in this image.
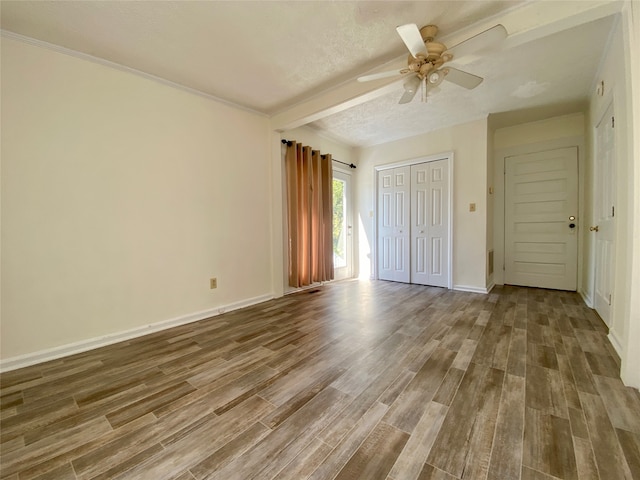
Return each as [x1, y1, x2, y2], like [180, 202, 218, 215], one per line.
[378, 160, 449, 287]
[378, 166, 411, 283]
[411, 161, 449, 287]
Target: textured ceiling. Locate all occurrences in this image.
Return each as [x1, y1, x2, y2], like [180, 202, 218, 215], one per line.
[0, 1, 617, 147]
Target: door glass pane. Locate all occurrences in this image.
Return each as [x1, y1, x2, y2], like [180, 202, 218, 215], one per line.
[333, 178, 347, 268]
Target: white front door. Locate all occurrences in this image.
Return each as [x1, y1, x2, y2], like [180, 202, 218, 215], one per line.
[332, 170, 353, 281]
[593, 103, 616, 324]
[505, 147, 578, 290]
[378, 166, 410, 282]
[411, 160, 449, 287]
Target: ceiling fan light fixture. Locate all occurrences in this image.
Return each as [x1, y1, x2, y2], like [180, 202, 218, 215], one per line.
[427, 69, 447, 86]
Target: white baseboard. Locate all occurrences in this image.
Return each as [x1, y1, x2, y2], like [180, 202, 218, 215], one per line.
[0, 293, 275, 373]
[579, 289, 594, 308]
[608, 330, 623, 357]
[453, 284, 491, 294]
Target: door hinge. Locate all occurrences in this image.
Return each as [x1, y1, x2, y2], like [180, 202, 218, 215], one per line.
[612, 205, 615, 217]
[608, 293, 612, 306]
[612, 116, 615, 128]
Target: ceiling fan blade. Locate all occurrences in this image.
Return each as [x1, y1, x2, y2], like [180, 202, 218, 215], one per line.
[444, 67, 483, 89]
[399, 75, 421, 104]
[444, 24, 507, 60]
[396, 24, 427, 58]
[399, 88, 418, 104]
[357, 70, 403, 82]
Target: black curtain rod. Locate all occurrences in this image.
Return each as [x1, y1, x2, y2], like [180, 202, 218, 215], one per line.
[281, 139, 356, 169]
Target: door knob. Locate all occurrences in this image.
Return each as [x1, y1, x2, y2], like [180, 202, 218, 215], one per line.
[590, 226, 599, 232]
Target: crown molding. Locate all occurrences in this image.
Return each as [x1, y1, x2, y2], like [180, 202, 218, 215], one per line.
[1, 29, 268, 118]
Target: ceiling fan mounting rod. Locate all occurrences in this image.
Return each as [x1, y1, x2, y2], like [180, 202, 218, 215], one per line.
[419, 24, 439, 43]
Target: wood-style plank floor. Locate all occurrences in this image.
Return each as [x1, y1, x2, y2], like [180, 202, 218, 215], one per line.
[2, 281, 640, 480]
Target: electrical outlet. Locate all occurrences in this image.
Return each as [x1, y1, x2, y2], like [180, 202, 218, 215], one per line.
[210, 278, 217, 289]
[469, 203, 476, 212]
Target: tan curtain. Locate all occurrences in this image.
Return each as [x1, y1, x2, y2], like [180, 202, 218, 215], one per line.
[285, 141, 334, 288]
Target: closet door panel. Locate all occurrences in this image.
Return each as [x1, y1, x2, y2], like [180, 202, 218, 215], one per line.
[378, 170, 395, 281]
[411, 163, 430, 285]
[377, 166, 410, 282]
[427, 160, 449, 287]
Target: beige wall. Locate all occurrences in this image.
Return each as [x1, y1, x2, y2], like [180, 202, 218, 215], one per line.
[494, 113, 585, 150]
[355, 119, 489, 291]
[1, 38, 273, 361]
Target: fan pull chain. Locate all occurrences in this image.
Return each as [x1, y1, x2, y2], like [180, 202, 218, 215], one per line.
[422, 77, 427, 103]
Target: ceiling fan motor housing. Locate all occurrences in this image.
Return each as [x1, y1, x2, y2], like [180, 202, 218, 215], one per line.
[419, 25, 439, 42]
[407, 25, 452, 78]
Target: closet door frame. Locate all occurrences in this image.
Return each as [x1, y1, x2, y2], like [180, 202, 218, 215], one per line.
[373, 152, 454, 289]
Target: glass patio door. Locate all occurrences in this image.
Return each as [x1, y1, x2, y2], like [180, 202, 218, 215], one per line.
[332, 170, 352, 280]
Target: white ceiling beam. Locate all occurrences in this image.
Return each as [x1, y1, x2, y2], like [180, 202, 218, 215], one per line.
[270, 57, 407, 132]
[500, 0, 623, 49]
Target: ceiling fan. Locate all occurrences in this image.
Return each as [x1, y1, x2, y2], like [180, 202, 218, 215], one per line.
[358, 23, 507, 104]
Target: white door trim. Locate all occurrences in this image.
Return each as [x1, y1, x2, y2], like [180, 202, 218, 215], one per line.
[374, 152, 453, 289]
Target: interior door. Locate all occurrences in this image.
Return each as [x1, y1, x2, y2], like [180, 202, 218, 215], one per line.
[505, 147, 578, 290]
[593, 103, 616, 324]
[332, 170, 353, 281]
[378, 166, 410, 282]
[411, 160, 449, 287]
